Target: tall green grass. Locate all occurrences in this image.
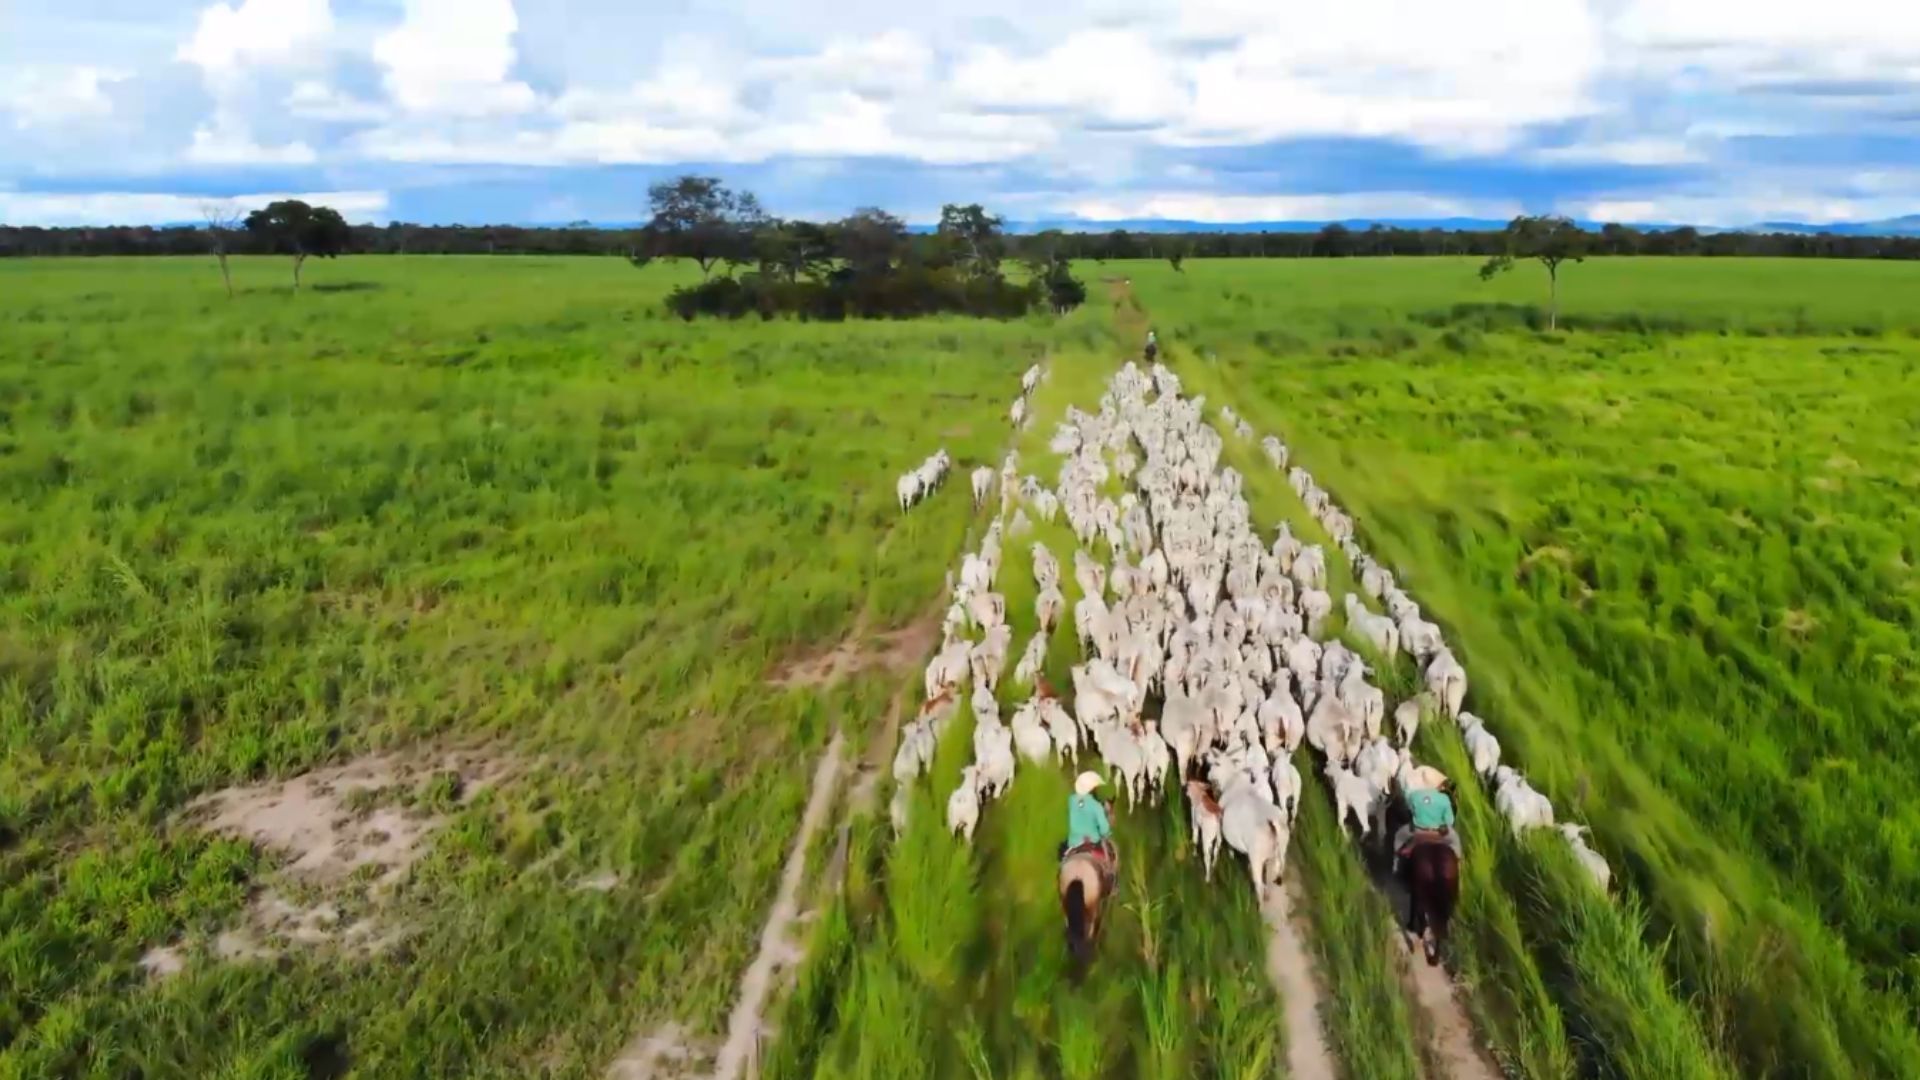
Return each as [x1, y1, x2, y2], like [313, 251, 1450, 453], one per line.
[1134, 258, 1920, 1078]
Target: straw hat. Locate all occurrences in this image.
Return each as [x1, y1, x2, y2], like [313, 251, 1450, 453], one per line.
[1074, 772, 1105, 796]
[1410, 765, 1450, 792]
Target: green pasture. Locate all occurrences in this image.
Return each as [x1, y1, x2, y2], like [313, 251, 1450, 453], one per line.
[6, 250, 1919, 1079]
[0, 254, 1097, 1077]
[1131, 256, 1920, 1079]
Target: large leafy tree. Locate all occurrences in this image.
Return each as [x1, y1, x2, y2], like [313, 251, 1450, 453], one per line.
[243, 200, 350, 289]
[754, 221, 835, 283]
[937, 203, 1006, 279]
[641, 176, 768, 279]
[833, 208, 907, 277]
[1480, 215, 1590, 330]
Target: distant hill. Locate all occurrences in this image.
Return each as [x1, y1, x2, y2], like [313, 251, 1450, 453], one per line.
[1740, 214, 1920, 237]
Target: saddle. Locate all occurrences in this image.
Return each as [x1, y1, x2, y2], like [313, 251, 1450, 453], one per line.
[1060, 839, 1118, 887]
[1398, 828, 1453, 859]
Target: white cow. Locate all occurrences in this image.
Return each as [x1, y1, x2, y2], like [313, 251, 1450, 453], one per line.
[970, 624, 1013, 693]
[1220, 781, 1290, 899]
[1344, 594, 1400, 658]
[1394, 692, 1434, 748]
[924, 641, 971, 700]
[1560, 824, 1611, 892]
[1424, 649, 1468, 720]
[1185, 780, 1225, 882]
[1398, 613, 1445, 662]
[1300, 589, 1333, 639]
[1325, 761, 1380, 840]
[1493, 766, 1554, 835]
[947, 766, 982, 843]
[1010, 699, 1055, 763]
[1460, 713, 1502, 779]
[971, 466, 994, 509]
[1013, 632, 1048, 687]
[1270, 756, 1303, 826]
[973, 722, 1016, 800]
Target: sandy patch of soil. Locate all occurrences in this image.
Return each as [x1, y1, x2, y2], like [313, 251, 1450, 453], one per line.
[143, 745, 514, 980]
[185, 748, 512, 887]
[768, 616, 940, 690]
[605, 1024, 707, 1080]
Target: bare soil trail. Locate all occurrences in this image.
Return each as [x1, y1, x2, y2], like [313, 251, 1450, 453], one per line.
[710, 731, 845, 1080]
[605, 732, 846, 1080]
[1378, 872, 1502, 1080]
[1263, 884, 1340, 1080]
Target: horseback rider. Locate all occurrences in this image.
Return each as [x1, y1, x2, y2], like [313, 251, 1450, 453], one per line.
[1063, 771, 1118, 872]
[1144, 329, 1159, 361]
[1393, 766, 1463, 874]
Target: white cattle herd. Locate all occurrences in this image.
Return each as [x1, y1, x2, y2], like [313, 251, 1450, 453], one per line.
[899, 364, 1044, 515]
[890, 356, 1610, 906]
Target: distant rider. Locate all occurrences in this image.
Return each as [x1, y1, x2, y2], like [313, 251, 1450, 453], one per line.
[1064, 771, 1117, 870]
[1144, 329, 1159, 361]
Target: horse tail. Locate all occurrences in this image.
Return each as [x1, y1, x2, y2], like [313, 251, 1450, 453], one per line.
[1064, 880, 1092, 964]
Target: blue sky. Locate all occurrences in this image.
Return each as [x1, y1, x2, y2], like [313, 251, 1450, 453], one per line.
[3, 0, 1918, 227]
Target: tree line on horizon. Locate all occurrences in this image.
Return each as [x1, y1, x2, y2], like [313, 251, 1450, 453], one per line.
[6, 208, 1920, 264]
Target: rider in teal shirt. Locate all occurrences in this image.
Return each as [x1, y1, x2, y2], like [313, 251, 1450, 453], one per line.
[1066, 772, 1113, 852]
[1395, 774, 1462, 872]
[1407, 787, 1455, 831]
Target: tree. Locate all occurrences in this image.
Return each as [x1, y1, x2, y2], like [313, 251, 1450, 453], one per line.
[834, 208, 907, 277]
[243, 200, 350, 289]
[1104, 229, 1141, 260]
[199, 201, 242, 298]
[1599, 222, 1642, 256]
[1312, 223, 1354, 258]
[937, 203, 1006, 279]
[755, 221, 835, 283]
[642, 176, 768, 279]
[1479, 215, 1590, 330]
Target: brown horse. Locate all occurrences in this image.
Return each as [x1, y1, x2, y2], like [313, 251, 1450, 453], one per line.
[1059, 847, 1112, 972]
[1404, 838, 1459, 966]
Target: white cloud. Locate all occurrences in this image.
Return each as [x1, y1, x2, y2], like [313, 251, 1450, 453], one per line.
[0, 189, 388, 227]
[177, 0, 333, 78]
[0, 67, 130, 129]
[10, 1, 1920, 226]
[286, 80, 389, 123]
[371, 0, 536, 117]
[751, 31, 937, 99]
[1162, 0, 1604, 153]
[1568, 185, 1920, 227]
[550, 61, 745, 129]
[1606, 0, 1920, 98]
[1529, 137, 1705, 166]
[952, 29, 1186, 128]
[1060, 191, 1524, 223]
[186, 122, 319, 165]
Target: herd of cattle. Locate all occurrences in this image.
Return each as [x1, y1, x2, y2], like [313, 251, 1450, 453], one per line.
[890, 357, 1612, 902]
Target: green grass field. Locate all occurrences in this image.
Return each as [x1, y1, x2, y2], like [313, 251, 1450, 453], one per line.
[0, 255, 1103, 1077]
[5, 251, 1918, 1079]
[1131, 255, 1920, 1079]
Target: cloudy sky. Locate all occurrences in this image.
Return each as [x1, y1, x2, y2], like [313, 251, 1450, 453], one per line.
[3, 0, 1918, 227]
